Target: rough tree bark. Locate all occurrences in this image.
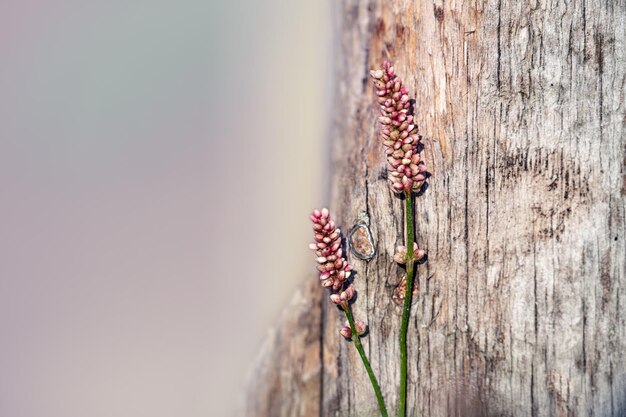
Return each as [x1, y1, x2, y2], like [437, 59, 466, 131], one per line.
[247, 1, 626, 416]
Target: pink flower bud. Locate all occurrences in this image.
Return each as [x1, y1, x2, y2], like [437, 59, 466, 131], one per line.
[414, 248, 426, 260]
[370, 69, 384, 79]
[354, 321, 367, 336]
[393, 246, 407, 264]
[338, 285, 355, 302]
[321, 279, 333, 288]
[339, 324, 352, 339]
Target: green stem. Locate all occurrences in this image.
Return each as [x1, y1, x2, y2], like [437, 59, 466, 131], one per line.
[398, 190, 415, 417]
[344, 303, 389, 417]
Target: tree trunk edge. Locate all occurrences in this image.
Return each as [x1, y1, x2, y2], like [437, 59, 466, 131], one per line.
[247, 1, 626, 416]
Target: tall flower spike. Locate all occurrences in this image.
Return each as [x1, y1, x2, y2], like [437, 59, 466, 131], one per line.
[370, 61, 427, 194]
[309, 207, 389, 417]
[309, 208, 353, 291]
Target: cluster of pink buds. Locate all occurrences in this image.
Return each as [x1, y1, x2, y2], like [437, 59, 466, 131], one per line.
[339, 320, 367, 339]
[309, 208, 353, 291]
[393, 244, 427, 265]
[370, 61, 427, 194]
[310, 208, 368, 339]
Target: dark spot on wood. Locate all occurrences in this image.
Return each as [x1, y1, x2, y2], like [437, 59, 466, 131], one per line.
[380, 312, 392, 340]
[361, 76, 368, 93]
[552, 290, 563, 319]
[498, 148, 531, 181]
[547, 179, 558, 191]
[500, 148, 589, 202]
[575, 355, 585, 371]
[362, 47, 370, 93]
[594, 30, 604, 74]
[600, 251, 612, 311]
[434, 5, 444, 23]
[622, 149, 626, 195]
[375, 18, 386, 37]
[395, 23, 406, 42]
[532, 205, 571, 241]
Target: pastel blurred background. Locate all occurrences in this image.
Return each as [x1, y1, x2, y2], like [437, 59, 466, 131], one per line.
[0, 1, 331, 416]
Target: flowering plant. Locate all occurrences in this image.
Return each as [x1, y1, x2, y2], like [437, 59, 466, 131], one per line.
[308, 61, 427, 417]
[309, 208, 387, 417]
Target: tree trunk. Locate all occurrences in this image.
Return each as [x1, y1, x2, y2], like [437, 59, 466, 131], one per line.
[247, 1, 626, 416]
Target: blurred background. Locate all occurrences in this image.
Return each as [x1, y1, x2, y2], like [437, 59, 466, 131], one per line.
[0, 1, 331, 416]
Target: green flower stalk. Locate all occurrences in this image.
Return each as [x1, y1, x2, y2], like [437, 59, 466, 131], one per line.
[371, 60, 427, 417]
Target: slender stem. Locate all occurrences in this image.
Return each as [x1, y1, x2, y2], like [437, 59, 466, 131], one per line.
[344, 303, 389, 417]
[398, 190, 415, 417]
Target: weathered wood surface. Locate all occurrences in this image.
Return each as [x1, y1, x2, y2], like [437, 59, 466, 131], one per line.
[246, 279, 323, 417]
[247, 0, 626, 416]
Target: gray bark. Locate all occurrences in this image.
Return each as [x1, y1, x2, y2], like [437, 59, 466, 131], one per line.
[247, 1, 626, 416]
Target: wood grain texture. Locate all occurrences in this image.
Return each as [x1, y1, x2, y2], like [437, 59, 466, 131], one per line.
[245, 279, 322, 417]
[248, 1, 626, 416]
